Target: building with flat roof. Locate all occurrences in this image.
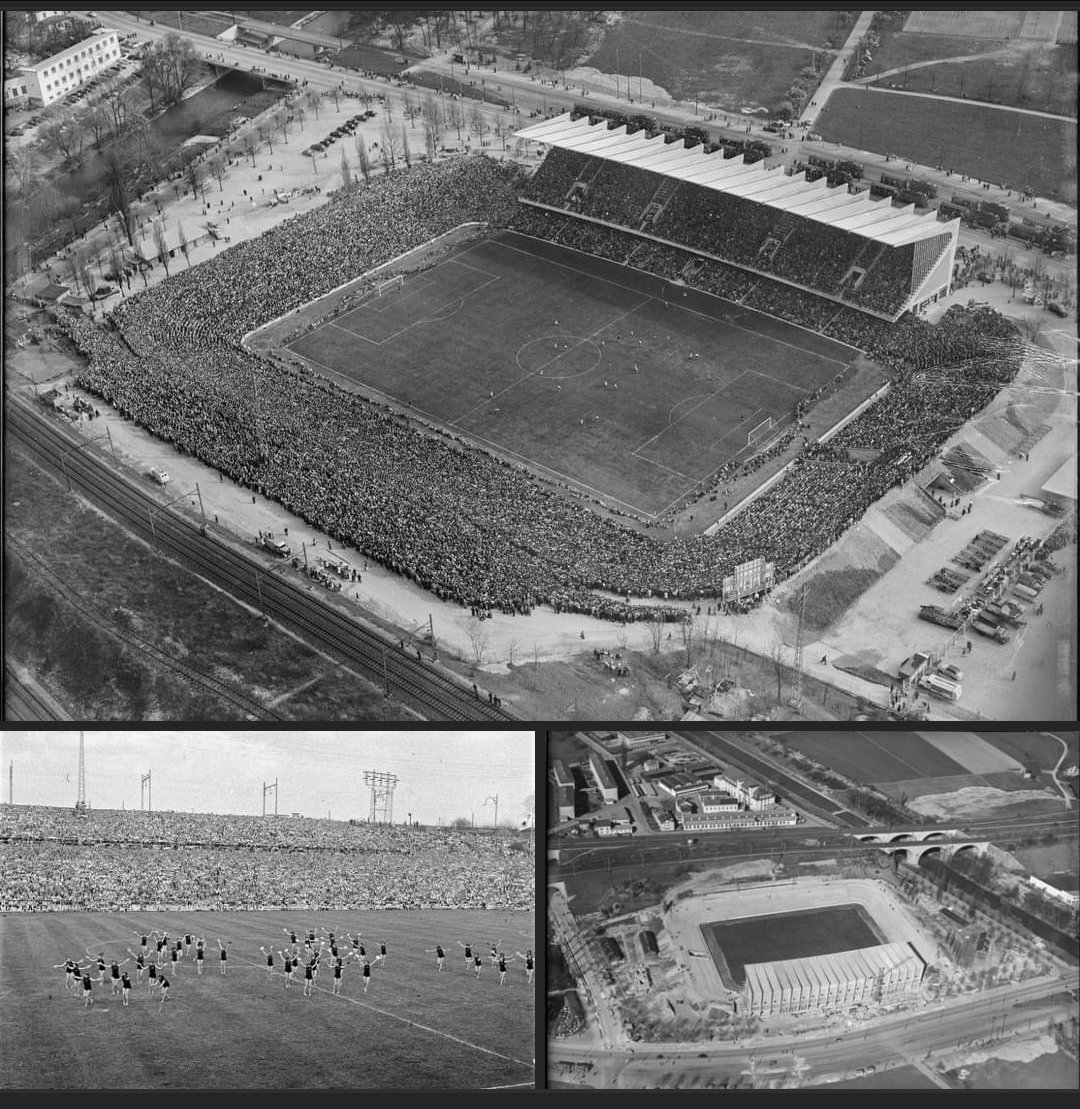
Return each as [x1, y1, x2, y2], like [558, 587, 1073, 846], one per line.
[6, 27, 120, 107]
[1028, 873, 1080, 909]
[551, 759, 575, 823]
[589, 751, 619, 803]
[700, 792, 740, 813]
[743, 942, 924, 1017]
[657, 772, 710, 800]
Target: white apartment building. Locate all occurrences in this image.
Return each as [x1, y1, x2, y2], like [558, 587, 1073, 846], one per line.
[6, 28, 121, 107]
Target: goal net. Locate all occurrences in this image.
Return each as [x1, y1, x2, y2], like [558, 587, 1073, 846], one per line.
[747, 415, 775, 447]
[374, 274, 403, 297]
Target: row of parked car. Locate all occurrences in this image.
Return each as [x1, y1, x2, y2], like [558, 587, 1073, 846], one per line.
[303, 110, 377, 156]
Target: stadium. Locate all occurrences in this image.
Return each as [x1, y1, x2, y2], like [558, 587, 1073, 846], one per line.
[52, 109, 1025, 624]
[665, 878, 934, 1019]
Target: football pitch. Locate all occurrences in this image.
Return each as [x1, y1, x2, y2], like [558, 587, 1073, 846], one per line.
[0, 910, 535, 1089]
[700, 905, 883, 988]
[286, 232, 856, 517]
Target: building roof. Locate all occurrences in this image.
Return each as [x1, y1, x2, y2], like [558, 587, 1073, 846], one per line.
[1042, 457, 1076, 503]
[1034, 871, 1080, 894]
[514, 112, 951, 248]
[550, 760, 573, 788]
[589, 751, 617, 790]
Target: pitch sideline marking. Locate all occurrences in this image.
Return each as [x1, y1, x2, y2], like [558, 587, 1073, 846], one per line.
[232, 955, 533, 1072]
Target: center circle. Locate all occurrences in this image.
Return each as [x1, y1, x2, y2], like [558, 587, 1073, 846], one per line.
[516, 335, 602, 380]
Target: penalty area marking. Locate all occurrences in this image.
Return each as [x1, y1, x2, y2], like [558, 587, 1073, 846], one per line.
[235, 955, 533, 1072]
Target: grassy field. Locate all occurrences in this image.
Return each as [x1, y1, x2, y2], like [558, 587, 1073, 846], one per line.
[286, 233, 853, 517]
[0, 910, 535, 1089]
[978, 732, 1078, 772]
[860, 31, 1077, 118]
[587, 10, 856, 110]
[816, 87, 1076, 200]
[778, 731, 971, 783]
[701, 904, 882, 986]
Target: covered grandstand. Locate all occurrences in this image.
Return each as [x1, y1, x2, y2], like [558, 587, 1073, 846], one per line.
[514, 113, 959, 321]
[742, 941, 925, 1017]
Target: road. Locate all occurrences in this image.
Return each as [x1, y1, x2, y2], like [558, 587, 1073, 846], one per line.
[797, 9, 877, 129]
[99, 6, 1076, 230]
[550, 808, 1079, 875]
[549, 969, 1080, 1087]
[7, 399, 515, 722]
[676, 730, 859, 822]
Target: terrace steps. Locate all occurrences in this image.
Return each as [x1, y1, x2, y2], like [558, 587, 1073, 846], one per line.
[639, 177, 681, 229]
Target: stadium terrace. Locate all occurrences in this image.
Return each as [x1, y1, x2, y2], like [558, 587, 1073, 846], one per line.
[515, 112, 959, 321]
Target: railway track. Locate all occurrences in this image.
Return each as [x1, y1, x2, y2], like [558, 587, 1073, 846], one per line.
[4, 662, 73, 721]
[7, 400, 517, 722]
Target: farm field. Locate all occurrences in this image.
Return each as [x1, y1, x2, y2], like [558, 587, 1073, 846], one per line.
[587, 10, 858, 110]
[0, 910, 535, 1089]
[815, 87, 1076, 200]
[286, 232, 858, 518]
[776, 730, 971, 783]
[700, 905, 883, 987]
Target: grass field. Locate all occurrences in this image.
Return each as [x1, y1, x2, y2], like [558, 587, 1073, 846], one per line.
[816, 87, 1076, 200]
[977, 732, 1078, 771]
[860, 31, 1077, 118]
[286, 232, 854, 517]
[700, 905, 883, 987]
[0, 910, 535, 1089]
[779, 731, 971, 783]
[587, 10, 856, 110]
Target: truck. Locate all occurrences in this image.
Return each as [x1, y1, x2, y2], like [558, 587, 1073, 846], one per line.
[259, 531, 291, 558]
[919, 672, 962, 702]
[918, 604, 965, 630]
[899, 651, 934, 682]
[1013, 582, 1040, 603]
[983, 602, 1025, 627]
[972, 618, 1009, 643]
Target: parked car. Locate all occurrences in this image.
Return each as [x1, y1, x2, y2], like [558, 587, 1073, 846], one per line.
[148, 466, 170, 486]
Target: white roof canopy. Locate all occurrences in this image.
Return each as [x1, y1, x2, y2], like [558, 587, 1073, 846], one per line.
[516, 113, 950, 248]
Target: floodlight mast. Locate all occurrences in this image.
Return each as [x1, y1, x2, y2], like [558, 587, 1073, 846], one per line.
[364, 770, 399, 825]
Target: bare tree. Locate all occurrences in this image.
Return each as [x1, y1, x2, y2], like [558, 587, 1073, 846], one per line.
[258, 123, 274, 156]
[446, 98, 464, 140]
[207, 152, 227, 192]
[101, 148, 137, 246]
[355, 133, 371, 183]
[177, 220, 190, 267]
[401, 124, 412, 167]
[467, 620, 489, 666]
[379, 120, 401, 171]
[469, 102, 485, 136]
[421, 93, 442, 158]
[243, 133, 260, 168]
[304, 88, 323, 120]
[647, 616, 664, 654]
[152, 220, 170, 275]
[339, 148, 353, 192]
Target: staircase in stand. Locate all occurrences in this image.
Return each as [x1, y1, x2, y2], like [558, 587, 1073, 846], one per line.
[639, 177, 680, 229]
[756, 210, 799, 264]
[841, 242, 884, 290]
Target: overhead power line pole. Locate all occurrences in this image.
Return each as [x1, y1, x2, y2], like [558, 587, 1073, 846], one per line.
[141, 770, 152, 812]
[263, 778, 278, 817]
[364, 770, 399, 825]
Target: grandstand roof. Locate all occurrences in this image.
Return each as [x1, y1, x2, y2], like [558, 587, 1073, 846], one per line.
[515, 113, 947, 248]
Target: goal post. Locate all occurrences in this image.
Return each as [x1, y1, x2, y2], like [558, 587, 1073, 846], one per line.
[747, 415, 775, 447]
[374, 274, 403, 298]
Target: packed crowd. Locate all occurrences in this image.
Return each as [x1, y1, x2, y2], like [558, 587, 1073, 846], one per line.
[0, 805, 533, 912]
[53, 155, 1023, 614]
[112, 156, 521, 351]
[523, 151, 942, 316]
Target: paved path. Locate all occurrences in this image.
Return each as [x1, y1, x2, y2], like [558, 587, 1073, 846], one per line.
[848, 80, 1079, 123]
[1047, 732, 1075, 809]
[798, 9, 876, 129]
